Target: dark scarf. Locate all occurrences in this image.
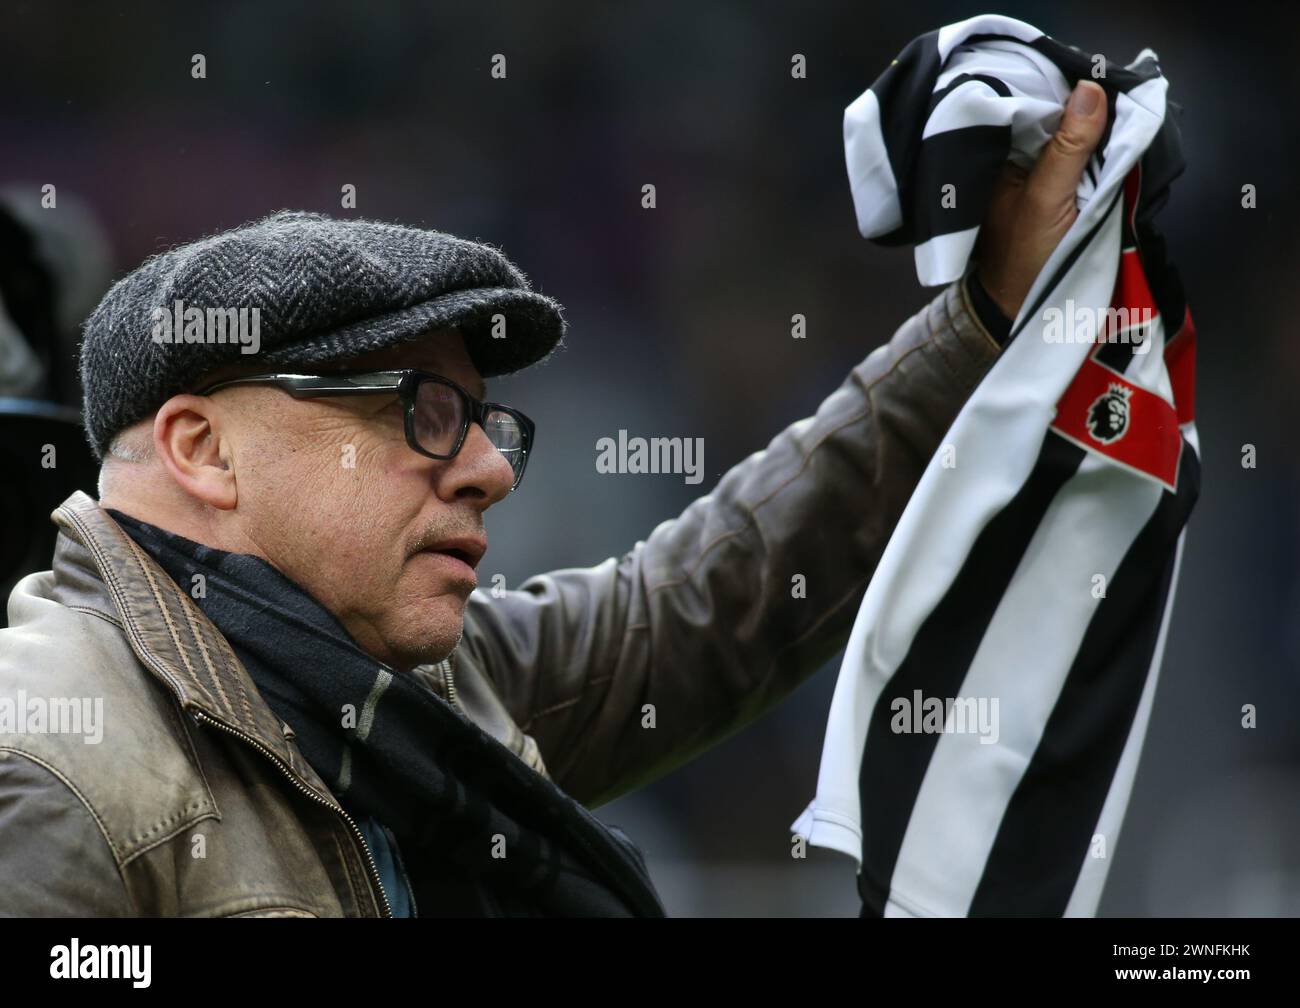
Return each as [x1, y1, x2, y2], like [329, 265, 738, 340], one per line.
[107, 510, 665, 918]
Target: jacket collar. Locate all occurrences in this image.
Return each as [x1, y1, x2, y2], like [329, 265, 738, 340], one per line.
[50, 490, 332, 797]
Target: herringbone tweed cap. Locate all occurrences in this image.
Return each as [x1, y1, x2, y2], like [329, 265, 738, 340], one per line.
[79, 210, 566, 459]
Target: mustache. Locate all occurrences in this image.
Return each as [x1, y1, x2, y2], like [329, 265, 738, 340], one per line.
[407, 517, 486, 556]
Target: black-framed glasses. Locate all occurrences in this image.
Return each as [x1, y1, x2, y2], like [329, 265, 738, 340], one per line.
[195, 370, 535, 491]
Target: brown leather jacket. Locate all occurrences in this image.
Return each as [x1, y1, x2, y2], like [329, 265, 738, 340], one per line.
[0, 280, 1000, 916]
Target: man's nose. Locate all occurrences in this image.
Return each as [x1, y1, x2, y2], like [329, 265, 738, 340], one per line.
[436, 421, 516, 506]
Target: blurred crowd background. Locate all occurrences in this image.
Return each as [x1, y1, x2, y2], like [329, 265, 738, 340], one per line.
[1, 0, 1295, 915]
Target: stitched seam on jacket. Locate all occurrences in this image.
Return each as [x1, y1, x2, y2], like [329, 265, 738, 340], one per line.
[121, 808, 222, 867]
[330, 821, 372, 916]
[957, 272, 1003, 355]
[519, 674, 615, 730]
[57, 507, 189, 704]
[929, 294, 964, 383]
[114, 530, 210, 707]
[943, 281, 994, 379]
[121, 536, 266, 757]
[69, 605, 125, 630]
[170, 580, 238, 719]
[144, 547, 285, 768]
[0, 747, 138, 912]
[142, 695, 223, 848]
[224, 905, 321, 918]
[173, 582, 256, 732]
[120, 535, 235, 717]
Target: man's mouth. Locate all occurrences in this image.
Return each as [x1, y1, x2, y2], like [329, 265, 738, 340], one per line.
[415, 535, 487, 587]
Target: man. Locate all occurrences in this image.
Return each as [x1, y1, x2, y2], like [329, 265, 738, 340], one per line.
[0, 83, 1107, 916]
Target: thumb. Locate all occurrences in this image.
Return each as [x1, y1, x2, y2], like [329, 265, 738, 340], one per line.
[1025, 80, 1108, 215]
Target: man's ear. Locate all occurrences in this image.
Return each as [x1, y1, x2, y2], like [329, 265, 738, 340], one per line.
[152, 394, 237, 510]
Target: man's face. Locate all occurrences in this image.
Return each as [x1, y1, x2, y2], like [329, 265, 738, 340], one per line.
[217, 329, 517, 672]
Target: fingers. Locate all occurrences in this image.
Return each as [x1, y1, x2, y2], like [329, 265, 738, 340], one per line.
[1025, 80, 1108, 217]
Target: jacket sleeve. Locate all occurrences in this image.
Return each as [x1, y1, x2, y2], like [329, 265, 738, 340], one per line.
[0, 749, 136, 916]
[455, 278, 1003, 808]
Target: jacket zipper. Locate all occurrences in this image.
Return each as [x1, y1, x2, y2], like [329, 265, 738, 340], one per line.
[190, 709, 394, 918]
[442, 656, 460, 711]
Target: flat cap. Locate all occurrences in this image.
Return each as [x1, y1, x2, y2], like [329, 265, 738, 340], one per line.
[79, 210, 566, 459]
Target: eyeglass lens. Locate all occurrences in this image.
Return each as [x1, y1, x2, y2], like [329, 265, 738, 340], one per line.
[413, 379, 527, 484]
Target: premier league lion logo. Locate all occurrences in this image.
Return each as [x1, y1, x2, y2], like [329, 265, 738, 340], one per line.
[1085, 383, 1132, 445]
